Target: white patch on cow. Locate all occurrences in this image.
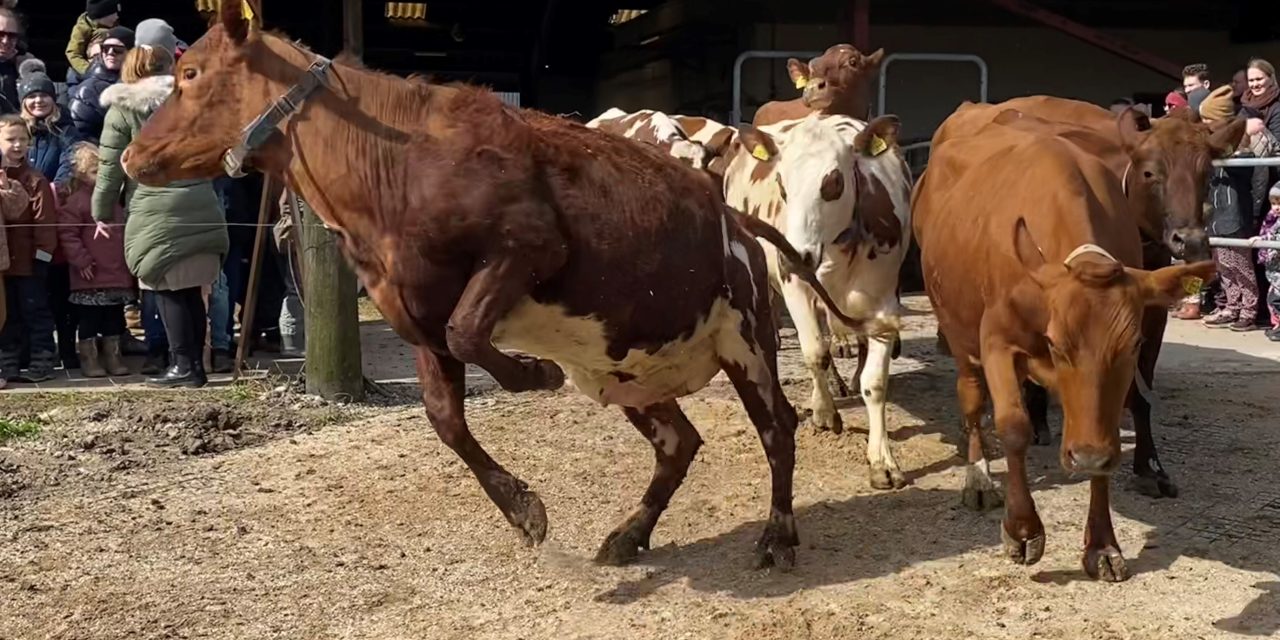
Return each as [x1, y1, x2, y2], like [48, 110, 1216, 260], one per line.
[492, 297, 763, 410]
[586, 107, 629, 128]
[729, 239, 757, 304]
[651, 421, 680, 458]
[964, 459, 997, 494]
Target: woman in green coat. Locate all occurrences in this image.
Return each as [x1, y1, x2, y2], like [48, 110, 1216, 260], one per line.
[91, 44, 228, 388]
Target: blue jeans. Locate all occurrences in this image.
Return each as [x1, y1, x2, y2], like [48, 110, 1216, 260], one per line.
[208, 270, 232, 351]
[141, 290, 168, 353]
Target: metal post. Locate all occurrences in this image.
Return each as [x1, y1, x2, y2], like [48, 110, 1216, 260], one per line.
[877, 53, 988, 117]
[852, 0, 870, 51]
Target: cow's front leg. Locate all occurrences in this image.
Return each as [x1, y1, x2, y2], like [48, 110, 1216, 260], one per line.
[983, 342, 1045, 567]
[1083, 476, 1129, 582]
[446, 255, 564, 392]
[781, 278, 841, 433]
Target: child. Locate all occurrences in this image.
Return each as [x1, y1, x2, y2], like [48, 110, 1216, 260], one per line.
[0, 114, 57, 384]
[66, 1, 119, 81]
[0, 172, 30, 389]
[1258, 183, 1280, 342]
[57, 142, 130, 377]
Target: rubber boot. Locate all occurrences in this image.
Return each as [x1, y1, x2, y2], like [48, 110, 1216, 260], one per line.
[77, 339, 108, 378]
[280, 333, 305, 358]
[100, 335, 131, 376]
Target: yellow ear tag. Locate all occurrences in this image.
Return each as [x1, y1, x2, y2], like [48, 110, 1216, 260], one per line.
[794, 77, 808, 90]
[1181, 276, 1203, 296]
[868, 135, 888, 157]
[751, 144, 771, 161]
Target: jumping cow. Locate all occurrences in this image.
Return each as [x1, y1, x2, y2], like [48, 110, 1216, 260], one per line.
[754, 44, 885, 125]
[723, 112, 914, 490]
[937, 97, 1244, 498]
[120, 1, 880, 570]
[913, 106, 1216, 581]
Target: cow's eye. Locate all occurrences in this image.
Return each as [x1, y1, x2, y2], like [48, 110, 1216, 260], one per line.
[182, 67, 199, 81]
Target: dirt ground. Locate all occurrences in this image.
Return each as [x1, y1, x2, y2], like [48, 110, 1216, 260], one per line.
[2, 297, 1278, 639]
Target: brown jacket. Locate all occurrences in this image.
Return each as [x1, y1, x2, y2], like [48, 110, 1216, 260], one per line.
[3, 164, 57, 277]
[0, 174, 31, 273]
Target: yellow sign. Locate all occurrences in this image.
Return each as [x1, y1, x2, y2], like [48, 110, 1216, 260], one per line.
[868, 135, 888, 156]
[751, 144, 771, 161]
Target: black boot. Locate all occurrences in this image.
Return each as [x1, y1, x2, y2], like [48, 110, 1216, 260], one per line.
[211, 349, 235, 374]
[146, 355, 207, 389]
[141, 348, 169, 376]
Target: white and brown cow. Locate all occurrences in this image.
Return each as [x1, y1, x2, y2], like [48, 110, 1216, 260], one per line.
[723, 112, 914, 490]
[585, 108, 710, 170]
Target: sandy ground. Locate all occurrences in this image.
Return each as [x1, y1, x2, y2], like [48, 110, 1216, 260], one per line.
[2, 296, 1278, 639]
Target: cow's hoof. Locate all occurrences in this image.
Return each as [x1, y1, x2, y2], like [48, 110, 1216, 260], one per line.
[1130, 472, 1178, 499]
[534, 359, 566, 391]
[961, 486, 1004, 511]
[753, 514, 798, 571]
[509, 489, 549, 546]
[869, 463, 907, 490]
[806, 408, 843, 435]
[1001, 522, 1045, 566]
[1083, 546, 1130, 582]
[595, 528, 650, 566]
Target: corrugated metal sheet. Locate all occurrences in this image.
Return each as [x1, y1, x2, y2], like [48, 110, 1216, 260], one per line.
[385, 2, 428, 20]
[495, 92, 521, 108]
[609, 9, 648, 25]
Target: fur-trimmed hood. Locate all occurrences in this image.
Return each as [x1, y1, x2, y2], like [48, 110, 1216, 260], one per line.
[100, 75, 174, 112]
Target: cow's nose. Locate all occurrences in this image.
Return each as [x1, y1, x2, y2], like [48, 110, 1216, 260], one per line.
[799, 248, 820, 269]
[1066, 446, 1115, 474]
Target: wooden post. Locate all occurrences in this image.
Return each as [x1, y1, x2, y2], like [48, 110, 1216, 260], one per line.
[295, 0, 366, 401]
[233, 175, 275, 380]
[852, 0, 870, 52]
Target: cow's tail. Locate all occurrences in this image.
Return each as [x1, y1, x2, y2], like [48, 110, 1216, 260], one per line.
[726, 206, 900, 340]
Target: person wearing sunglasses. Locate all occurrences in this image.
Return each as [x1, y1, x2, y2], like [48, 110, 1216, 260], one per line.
[69, 25, 132, 143]
[0, 7, 36, 115]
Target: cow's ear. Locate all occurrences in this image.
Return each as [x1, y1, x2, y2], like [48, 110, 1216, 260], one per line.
[1117, 107, 1152, 152]
[738, 125, 778, 163]
[1132, 260, 1217, 307]
[1013, 217, 1049, 287]
[855, 115, 900, 156]
[1208, 116, 1248, 158]
[787, 58, 811, 91]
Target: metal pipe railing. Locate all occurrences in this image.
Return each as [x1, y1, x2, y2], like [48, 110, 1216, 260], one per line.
[1208, 237, 1280, 249]
[1212, 156, 1280, 167]
[877, 53, 989, 117]
[731, 50, 822, 125]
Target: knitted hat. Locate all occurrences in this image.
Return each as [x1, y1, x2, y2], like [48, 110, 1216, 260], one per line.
[85, 0, 119, 21]
[1270, 183, 1280, 199]
[103, 25, 134, 49]
[16, 58, 53, 101]
[1199, 85, 1236, 122]
[136, 18, 178, 56]
[1165, 90, 1188, 109]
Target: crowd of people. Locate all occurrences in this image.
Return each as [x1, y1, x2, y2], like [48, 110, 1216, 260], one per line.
[1160, 61, 1280, 341]
[0, 2, 306, 390]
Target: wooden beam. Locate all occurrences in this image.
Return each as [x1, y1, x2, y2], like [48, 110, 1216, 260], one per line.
[980, 0, 1183, 79]
[853, 0, 870, 51]
[294, 0, 367, 401]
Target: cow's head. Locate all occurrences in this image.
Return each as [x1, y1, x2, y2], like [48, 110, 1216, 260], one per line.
[1011, 219, 1216, 475]
[732, 114, 896, 268]
[1117, 107, 1245, 262]
[123, 0, 292, 185]
[788, 44, 885, 116]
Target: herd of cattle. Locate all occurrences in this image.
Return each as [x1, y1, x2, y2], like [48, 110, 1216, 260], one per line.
[120, 14, 1248, 586]
[577, 45, 1239, 582]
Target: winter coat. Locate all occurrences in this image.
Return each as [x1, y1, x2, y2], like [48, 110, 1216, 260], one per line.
[65, 14, 104, 77]
[57, 185, 131, 291]
[91, 75, 228, 287]
[68, 58, 120, 142]
[0, 176, 30, 273]
[2, 163, 57, 277]
[1209, 165, 1257, 239]
[27, 109, 80, 188]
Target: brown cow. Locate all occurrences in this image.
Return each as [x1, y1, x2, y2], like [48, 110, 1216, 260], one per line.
[914, 108, 1216, 581]
[753, 44, 885, 127]
[119, 2, 878, 570]
[937, 97, 1244, 499]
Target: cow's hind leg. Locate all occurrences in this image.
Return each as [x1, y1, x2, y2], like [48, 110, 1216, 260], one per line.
[863, 334, 906, 489]
[1023, 381, 1053, 446]
[957, 362, 1003, 511]
[416, 347, 548, 545]
[782, 280, 841, 433]
[596, 401, 703, 566]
